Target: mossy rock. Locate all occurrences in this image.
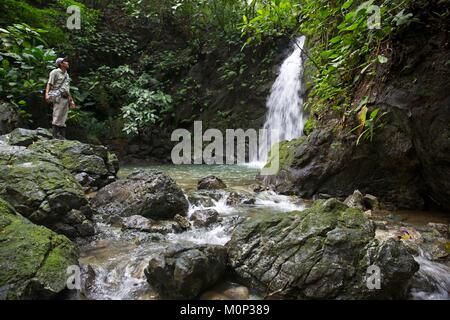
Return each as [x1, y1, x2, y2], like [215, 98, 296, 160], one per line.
[264, 137, 306, 173]
[0, 144, 93, 238]
[29, 139, 118, 191]
[0, 198, 79, 300]
[227, 198, 419, 299]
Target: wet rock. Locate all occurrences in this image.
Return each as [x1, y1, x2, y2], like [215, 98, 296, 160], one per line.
[190, 209, 220, 228]
[92, 170, 189, 220]
[174, 214, 191, 230]
[0, 144, 93, 239]
[227, 199, 419, 299]
[106, 215, 123, 227]
[249, 183, 268, 193]
[427, 223, 449, 239]
[188, 194, 215, 207]
[198, 175, 227, 190]
[144, 244, 227, 299]
[222, 286, 250, 300]
[0, 127, 52, 147]
[29, 139, 119, 192]
[122, 215, 154, 232]
[0, 198, 79, 300]
[226, 192, 256, 206]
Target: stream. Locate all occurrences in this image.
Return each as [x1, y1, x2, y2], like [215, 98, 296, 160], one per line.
[78, 164, 450, 300]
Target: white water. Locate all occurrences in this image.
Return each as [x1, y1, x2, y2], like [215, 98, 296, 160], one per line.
[410, 249, 450, 300]
[253, 36, 307, 164]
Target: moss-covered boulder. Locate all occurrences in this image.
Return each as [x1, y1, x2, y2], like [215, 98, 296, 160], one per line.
[227, 199, 419, 299]
[0, 198, 79, 300]
[0, 144, 94, 238]
[29, 139, 119, 192]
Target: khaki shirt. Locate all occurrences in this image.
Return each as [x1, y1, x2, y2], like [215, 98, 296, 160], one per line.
[48, 68, 71, 94]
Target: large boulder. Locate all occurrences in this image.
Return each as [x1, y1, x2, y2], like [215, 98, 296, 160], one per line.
[0, 198, 79, 300]
[144, 244, 227, 299]
[29, 139, 119, 192]
[227, 199, 419, 299]
[0, 144, 94, 239]
[92, 170, 189, 220]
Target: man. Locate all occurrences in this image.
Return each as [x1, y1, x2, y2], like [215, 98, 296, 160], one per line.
[45, 57, 76, 139]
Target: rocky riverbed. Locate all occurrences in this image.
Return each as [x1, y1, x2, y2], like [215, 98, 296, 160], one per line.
[0, 129, 449, 300]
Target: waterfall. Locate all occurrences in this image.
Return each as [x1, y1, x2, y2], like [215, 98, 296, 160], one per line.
[252, 36, 307, 165]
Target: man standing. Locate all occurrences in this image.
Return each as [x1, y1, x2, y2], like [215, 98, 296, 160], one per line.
[45, 57, 76, 139]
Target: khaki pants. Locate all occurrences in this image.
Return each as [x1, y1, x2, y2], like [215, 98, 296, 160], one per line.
[52, 97, 69, 127]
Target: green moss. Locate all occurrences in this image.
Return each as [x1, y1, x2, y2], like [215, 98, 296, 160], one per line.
[0, 198, 78, 300]
[303, 118, 317, 136]
[264, 137, 306, 173]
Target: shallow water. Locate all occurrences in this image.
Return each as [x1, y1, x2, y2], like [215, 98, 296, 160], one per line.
[79, 164, 450, 300]
[80, 164, 305, 300]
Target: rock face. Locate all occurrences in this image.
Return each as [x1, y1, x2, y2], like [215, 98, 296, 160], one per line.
[263, 23, 450, 211]
[227, 199, 419, 299]
[0, 143, 94, 239]
[197, 175, 227, 190]
[0, 198, 79, 300]
[144, 244, 227, 299]
[29, 139, 119, 192]
[92, 171, 189, 220]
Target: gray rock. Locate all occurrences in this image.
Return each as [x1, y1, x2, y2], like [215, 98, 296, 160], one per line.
[191, 209, 220, 228]
[198, 175, 227, 190]
[1, 127, 51, 147]
[344, 190, 365, 210]
[29, 139, 119, 192]
[226, 192, 256, 206]
[227, 199, 419, 299]
[0, 144, 93, 239]
[92, 170, 189, 220]
[144, 244, 227, 299]
[121, 215, 154, 232]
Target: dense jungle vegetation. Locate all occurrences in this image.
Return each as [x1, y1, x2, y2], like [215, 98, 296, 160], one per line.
[0, 0, 446, 147]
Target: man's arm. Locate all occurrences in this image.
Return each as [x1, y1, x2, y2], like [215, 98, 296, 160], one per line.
[45, 70, 55, 103]
[45, 83, 52, 103]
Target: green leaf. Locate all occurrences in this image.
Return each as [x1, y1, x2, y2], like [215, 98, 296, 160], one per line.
[377, 55, 388, 64]
[342, 0, 353, 10]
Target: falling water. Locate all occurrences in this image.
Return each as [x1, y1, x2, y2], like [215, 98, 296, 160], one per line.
[253, 36, 307, 164]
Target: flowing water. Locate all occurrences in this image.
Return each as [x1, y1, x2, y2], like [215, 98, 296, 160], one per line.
[78, 164, 306, 300]
[253, 36, 307, 164]
[76, 37, 448, 300]
[78, 164, 450, 300]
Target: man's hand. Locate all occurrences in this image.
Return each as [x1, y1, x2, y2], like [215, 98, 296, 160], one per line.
[69, 99, 76, 109]
[45, 94, 51, 104]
